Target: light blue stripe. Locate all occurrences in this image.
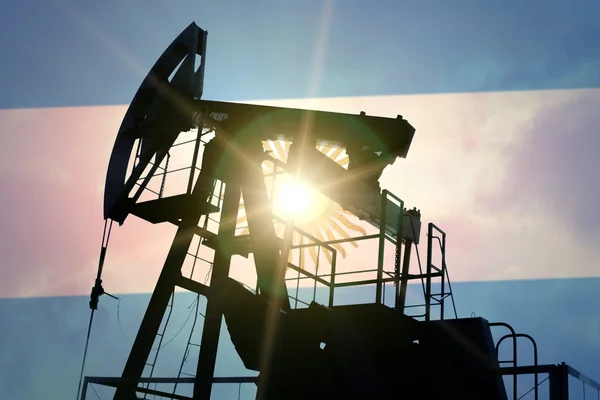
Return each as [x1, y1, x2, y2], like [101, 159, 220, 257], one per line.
[2, 278, 600, 398]
[1, 0, 599, 108]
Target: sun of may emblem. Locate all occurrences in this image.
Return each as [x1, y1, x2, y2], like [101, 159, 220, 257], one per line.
[237, 140, 366, 270]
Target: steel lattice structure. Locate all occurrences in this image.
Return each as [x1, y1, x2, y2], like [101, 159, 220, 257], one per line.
[79, 22, 600, 400]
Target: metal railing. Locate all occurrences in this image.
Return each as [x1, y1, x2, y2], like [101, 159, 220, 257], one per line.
[80, 376, 258, 400]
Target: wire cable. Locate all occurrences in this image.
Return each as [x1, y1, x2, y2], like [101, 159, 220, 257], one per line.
[89, 382, 102, 400]
[76, 219, 115, 400]
[116, 296, 202, 349]
[517, 376, 549, 400]
[76, 309, 95, 400]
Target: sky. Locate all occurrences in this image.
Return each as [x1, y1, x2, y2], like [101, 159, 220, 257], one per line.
[2, 0, 600, 399]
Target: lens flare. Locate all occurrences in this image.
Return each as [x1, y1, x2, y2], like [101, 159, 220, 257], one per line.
[237, 140, 367, 270]
[274, 179, 311, 215]
[272, 175, 329, 224]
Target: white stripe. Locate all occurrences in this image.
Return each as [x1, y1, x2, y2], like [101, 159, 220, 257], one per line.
[1, 88, 599, 298]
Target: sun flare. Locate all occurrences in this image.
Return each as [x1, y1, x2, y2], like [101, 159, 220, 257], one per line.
[237, 140, 367, 271]
[272, 175, 330, 224]
[274, 178, 311, 216]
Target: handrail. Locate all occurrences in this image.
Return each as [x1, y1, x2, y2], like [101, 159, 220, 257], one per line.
[567, 364, 600, 392]
[81, 376, 258, 400]
[490, 322, 518, 400]
[496, 333, 539, 400]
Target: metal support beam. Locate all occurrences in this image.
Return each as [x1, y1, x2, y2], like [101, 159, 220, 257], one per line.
[425, 223, 433, 321]
[80, 377, 89, 400]
[114, 172, 216, 400]
[105, 381, 193, 400]
[176, 275, 210, 297]
[550, 363, 569, 400]
[255, 218, 296, 400]
[187, 128, 203, 194]
[194, 183, 242, 399]
[240, 142, 290, 310]
[499, 364, 556, 375]
[375, 190, 388, 304]
[87, 376, 258, 385]
[396, 239, 412, 312]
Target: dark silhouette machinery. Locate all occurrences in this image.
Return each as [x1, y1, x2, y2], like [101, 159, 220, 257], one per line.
[79, 23, 600, 399]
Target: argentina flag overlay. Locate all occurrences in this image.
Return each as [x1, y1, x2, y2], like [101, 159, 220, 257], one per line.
[1, 1, 600, 398]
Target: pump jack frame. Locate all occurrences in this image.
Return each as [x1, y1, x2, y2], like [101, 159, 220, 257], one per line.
[86, 22, 600, 400]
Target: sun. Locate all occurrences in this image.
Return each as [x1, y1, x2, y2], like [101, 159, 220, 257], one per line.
[271, 175, 330, 225]
[237, 139, 367, 271]
[273, 178, 311, 216]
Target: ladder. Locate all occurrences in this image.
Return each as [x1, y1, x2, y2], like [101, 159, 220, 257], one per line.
[142, 292, 175, 398]
[424, 223, 457, 321]
[138, 178, 218, 398]
[141, 150, 175, 398]
[172, 213, 214, 396]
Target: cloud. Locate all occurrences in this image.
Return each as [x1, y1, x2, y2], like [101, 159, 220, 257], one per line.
[0, 106, 169, 298]
[476, 89, 600, 242]
[220, 90, 600, 282]
[4, 89, 600, 299]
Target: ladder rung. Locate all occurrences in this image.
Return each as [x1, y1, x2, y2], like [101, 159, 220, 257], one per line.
[181, 372, 195, 377]
[189, 343, 200, 347]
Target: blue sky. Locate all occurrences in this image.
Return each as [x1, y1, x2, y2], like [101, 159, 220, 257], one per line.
[2, 1, 600, 399]
[2, 0, 600, 108]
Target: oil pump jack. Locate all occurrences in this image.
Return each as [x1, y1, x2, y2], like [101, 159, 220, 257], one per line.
[81, 22, 600, 399]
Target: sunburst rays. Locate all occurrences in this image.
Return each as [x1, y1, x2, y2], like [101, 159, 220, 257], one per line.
[236, 140, 366, 271]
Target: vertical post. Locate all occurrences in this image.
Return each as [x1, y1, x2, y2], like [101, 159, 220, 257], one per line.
[79, 377, 89, 400]
[549, 363, 569, 400]
[375, 190, 388, 304]
[396, 240, 412, 313]
[281, 217, 295, 304]
[393, 209, 402, 309]
[240, 138, 290, 399]
[255, 215, 295, 400]
[425, 223, 433, 322]
[294, 236, 302, 309]
[194, 183, 242, 399]
[439, 232, 446, 320]
[329, 248, 336, 308]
